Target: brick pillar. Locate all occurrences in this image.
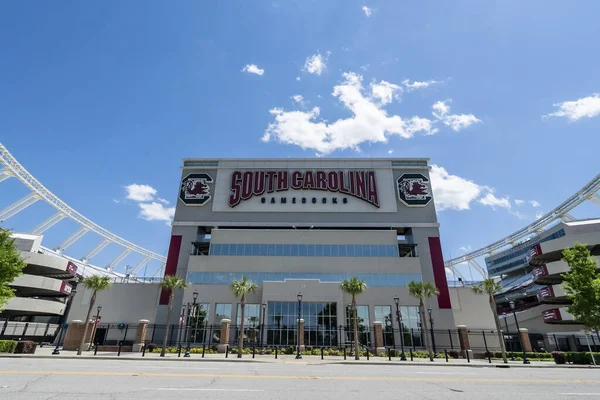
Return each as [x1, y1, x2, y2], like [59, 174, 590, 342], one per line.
[217, 319, 231, 353]
[297, 319, 305, 351]
[372, 321, 385, 355]
[519, 328, 532, 353]
[63, 320, 94, 351]
[457, 325, 472, 359]
[132, 319, 149, 352]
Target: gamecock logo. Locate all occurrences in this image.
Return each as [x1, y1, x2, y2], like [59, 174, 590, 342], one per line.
[397, 173, 432, 207]
[179, 173, 214, 206]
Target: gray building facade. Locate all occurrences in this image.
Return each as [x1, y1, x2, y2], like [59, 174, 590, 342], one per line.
[158, 158, 454, 347]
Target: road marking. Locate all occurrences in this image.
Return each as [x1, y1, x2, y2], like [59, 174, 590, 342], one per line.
[0, 370, 599, 384]
[154, 388, 264, 392]
[415, 372, 477, 375]
[561, 394, 600, 397]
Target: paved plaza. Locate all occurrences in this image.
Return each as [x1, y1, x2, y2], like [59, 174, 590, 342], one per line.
[1, 351, 600, 400]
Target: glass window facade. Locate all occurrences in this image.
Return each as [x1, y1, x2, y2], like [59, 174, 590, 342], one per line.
[214, 303, 232, 325]
[209, 243, 400, 258]
[345, 305, 371, 346]
[399, 305, 423, 347]
[187, 303, 210, 343]
[267, 301, 338, 346]
[187, 272, 421, 287]
[374, 305, 394, 347]
[234, 303, 261, 345]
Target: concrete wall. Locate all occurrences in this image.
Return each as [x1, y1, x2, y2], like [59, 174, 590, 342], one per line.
[68, 283, 160, 324]
[450, 288, 496, 330]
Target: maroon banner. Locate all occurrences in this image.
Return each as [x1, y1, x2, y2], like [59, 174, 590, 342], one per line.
[66, 262, 78, 275]
[159, 235, 183, 305]
[428, 237, 452, 309]
[60, 281, 72, 295]
[543, 308, 562, 322]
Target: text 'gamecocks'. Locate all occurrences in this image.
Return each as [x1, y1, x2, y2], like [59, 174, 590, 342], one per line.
[229, 170, 379, 208]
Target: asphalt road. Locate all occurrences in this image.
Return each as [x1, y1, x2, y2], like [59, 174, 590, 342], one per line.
[1, 358, 599, 400]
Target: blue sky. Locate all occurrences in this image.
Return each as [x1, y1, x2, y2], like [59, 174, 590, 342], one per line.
[1, 1, 599, 278]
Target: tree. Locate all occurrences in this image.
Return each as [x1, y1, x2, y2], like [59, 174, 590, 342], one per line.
[408, 280, 439, 361]
[472, 278, 508, 363]
[0, 229, 26, 311]
[562, 243, 600, 331]
[77, 275, 112, 355]
[159, 275, 187, 357]
[231, 276, 258, 358]
[340, 277, 367, 360]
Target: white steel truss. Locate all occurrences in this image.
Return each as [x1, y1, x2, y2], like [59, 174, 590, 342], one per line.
[0, 168, 11, 183]
[107, 249, 131, 271]
[55, 227, 89, 252]
[82, 239, 111, 263]
[30, 212, 65, 235]
[0, 193, 40, 222]
[153, 263, 166, 278]
[130, 256, 151, 276]
[445, 173, 600, 268]
[0, 143, 166, 263]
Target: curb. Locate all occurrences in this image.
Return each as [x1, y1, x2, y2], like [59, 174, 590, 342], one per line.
[0, 355, 271, 363]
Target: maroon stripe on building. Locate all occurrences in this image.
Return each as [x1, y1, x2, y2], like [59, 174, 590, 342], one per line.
[159, 235, 183, 305]
[428, 237, 452, 309]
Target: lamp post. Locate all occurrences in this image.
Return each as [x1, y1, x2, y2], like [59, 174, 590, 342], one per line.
[184, 291, 198, 357]
[260, 303, 266, 355]
[428, 308, 438, 358]
[503, 312, 516, 361]
[295, 293, 303, 359]
[346, 303, 354, 356]
[509, 301, 529, 364]
[52, 289, 77, 355]
[177, 306, 185, 354]
[393, 296, 407, 361]
[89, 305, 102, 350]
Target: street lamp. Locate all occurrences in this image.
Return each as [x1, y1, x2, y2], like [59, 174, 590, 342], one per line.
[394, 296, 407, 361]
[296, 293, 303, 359]
[427, 308, 438, 358]
[89, 305, 102, 350]
[509, 301, 529, 364]
[53, 289, 77, 355]
[177, 305, 186, 356]
[260, 303, 266, 355]
[184, 291, 198, 357]
[503, 312, 516, 361]
[346, 303, 354, 356]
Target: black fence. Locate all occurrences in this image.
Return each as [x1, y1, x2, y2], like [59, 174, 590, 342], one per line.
[0, 320, 59, 345]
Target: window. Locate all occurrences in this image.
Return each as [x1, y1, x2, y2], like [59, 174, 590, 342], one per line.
[346, 305, 371, 346]
[214, 303, 232, 325]
[374, 305, 394, 347]
[267, 301, 338, 346]
[234, 303, 261, 345]
[187, 303, 210, 343]
[209, 243, 402, 257]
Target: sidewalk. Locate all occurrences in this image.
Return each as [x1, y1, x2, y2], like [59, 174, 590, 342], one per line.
[1, 346, 594, 368]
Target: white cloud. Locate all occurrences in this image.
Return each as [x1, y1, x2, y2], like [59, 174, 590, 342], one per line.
[402, 79, 440, 91]
[125, 184, 157, 202]
[478, 192, 511, 210]
[432, 100, 481, 131]
[360, 65, 369, 71]
[303, 52, 328, 75]
[137, 202, 175, 224]
[242, 64, 265, 76]
[263, 72, 438, 154]
[530, 200, 541, 207]
[361, 6, 372, 17]
[158, 198, 170, 205]
[388, 149, 393, 154]
[291, 94, 305, 106]
[429, 165, 484, 211]
[112, 199, 120, 204]
[514, 199, 525, 206]
[544, 94, 600, 121]
[370, 80, 402, 105]
[296, 76, 301, 81]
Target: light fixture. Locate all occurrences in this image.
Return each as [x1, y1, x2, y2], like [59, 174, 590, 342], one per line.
[297, 293, 303, 302]
[97, 305, 102, 312]
[394, 296, 399, 305]
[193, 291, 199, 301]
[509, 301, 515, 310]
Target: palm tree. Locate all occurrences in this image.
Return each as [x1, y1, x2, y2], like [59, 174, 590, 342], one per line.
[408, 280, 439, 361]
[159, 275, 187, 357]
[77, 275, 112, 355]
[340, 277, 367, 360]
[231, 276, 258, 358]
[472, 277, 508, 363]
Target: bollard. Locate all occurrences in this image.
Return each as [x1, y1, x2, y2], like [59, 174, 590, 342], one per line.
[343, 347, 347, 360]
[252, 346, 255, 359]
[117, 341, 122, 357]
[178, 344, 182, 358]
[410, 349, 413, 361]
[366, 348, 369, 360]
[466, 349, 470, 363]
[202, 344, 206, 358]
[226, 345, 229, 358]
[94, 342, 99, 356]
[275, 347, 278, 359]
[321, 347, 324, 360]
[482, 330, 491, 364]
[488, 352, 492, 364]
[388, 347, 391, 361]
[142, 343, 146, 357]
[445, 349, 448, 362]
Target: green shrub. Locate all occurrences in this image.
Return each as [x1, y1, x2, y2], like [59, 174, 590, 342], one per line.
[146, 343, 158, 352]
[14, 341, 36, 354]
[565, 352, 600, 365]
[0, 340, 17, 353]
[447, 350, 460, 359]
